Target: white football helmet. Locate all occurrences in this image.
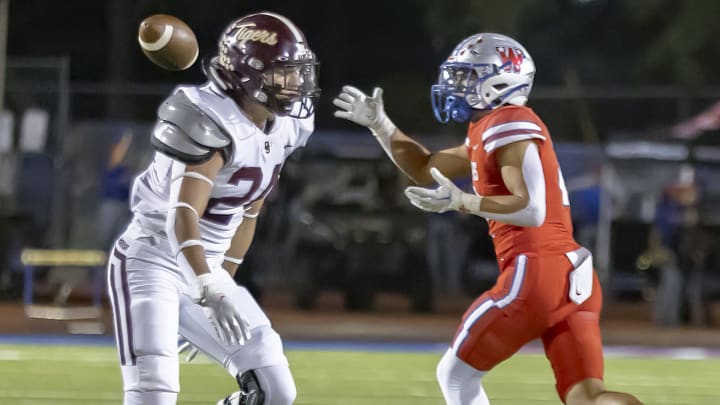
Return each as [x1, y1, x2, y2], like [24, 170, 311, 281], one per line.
[431, 33, 535, 123]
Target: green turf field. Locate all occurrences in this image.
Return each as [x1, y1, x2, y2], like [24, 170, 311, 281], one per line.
[0, 344, 717, 404]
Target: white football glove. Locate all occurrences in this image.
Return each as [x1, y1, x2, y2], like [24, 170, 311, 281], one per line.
[197, 273, 251, 345]
[404, 168, 481, 213]
[178, 337, 200, 362]
[333, 86, 396, 139]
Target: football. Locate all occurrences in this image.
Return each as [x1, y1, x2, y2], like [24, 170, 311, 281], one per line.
[138, 14, 198, 71]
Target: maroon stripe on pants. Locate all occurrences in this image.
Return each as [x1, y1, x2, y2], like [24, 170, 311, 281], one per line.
[114, 248, 136, 365]
[107, 256, 127, 365]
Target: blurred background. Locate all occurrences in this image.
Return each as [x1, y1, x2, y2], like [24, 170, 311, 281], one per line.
[1, 1, 720, 403]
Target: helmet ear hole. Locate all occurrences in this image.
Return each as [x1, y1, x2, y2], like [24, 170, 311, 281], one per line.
[247, 57, 264, 71]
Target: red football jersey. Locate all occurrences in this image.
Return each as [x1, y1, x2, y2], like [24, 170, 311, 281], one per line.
[466, 105, 579, 264]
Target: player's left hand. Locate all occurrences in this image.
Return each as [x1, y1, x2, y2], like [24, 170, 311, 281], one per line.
[333, 86, 396, 139]
[404, 167, 465, 213]
[333, 86, 384, 129]
[197, 273, 252, 345]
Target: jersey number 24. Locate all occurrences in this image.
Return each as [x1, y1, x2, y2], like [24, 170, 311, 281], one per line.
[202, 164, 282, 225]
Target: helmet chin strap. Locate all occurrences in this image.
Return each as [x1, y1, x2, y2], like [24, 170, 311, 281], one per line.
[227, 87, 277, 129]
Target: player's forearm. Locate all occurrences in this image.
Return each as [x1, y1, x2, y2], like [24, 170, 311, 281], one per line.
[478, 195, 530, 214]
[463, 193, 545, 227]
[181, 245, 212, 276]
[389, 130, 436, 185]
[171, 209, 211, 276]
[375, 125, 437, 186]
[222, 217, 258, 276]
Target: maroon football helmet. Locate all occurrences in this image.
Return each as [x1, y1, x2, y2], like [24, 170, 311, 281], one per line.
[204, 12, 320, 118]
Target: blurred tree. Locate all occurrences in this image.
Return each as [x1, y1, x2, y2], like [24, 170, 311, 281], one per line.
[106, 0, 134, 119]
[623, 0, 720, 88]
[418, 0, 720, 88]
[419, 0, 539, 54]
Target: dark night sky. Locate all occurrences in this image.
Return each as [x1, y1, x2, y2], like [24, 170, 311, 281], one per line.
[7, 0, 720, 137]
[6, 1, 440, 87]
[6, 0, 448, 130]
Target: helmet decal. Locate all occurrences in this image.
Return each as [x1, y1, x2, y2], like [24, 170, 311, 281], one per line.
[496, 47, 525, 73]
[229, 22, 279, 47]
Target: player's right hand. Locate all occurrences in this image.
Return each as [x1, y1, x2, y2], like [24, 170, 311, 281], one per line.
[333, 86, 396, 138]
[197, 272, 251, 345]
[405, 167, 482, 214]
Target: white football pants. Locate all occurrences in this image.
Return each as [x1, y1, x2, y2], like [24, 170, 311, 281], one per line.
[106, 230, 294, 405]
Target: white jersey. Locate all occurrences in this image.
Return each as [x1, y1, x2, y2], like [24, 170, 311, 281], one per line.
[130, 82, 313, 258]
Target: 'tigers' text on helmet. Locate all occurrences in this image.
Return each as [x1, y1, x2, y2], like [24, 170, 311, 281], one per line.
[227, 22, 278, 46]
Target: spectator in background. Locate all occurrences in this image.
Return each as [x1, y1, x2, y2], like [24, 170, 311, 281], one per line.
[647, 164, 710, 327]
[95, 130, 133, 250]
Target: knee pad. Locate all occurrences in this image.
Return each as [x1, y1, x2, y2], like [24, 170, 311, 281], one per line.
[254, 365, 296, 405]
[226, 327, 288, 376]
[125, 391, 178, 405]
[436, 349, 485, 389]
[271, 380, 297, 405]
[436, 349, 458, 387]
[122, 354, 179, 394]
[436, 349, 490, 405]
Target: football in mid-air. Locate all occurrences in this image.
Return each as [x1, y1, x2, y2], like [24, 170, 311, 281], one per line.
[138, 14, 198, 71]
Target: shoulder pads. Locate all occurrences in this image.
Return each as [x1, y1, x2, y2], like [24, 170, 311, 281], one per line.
[151, 91, 232, 165]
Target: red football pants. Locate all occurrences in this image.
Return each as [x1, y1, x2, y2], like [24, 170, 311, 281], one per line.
[451, 252, 604, 401]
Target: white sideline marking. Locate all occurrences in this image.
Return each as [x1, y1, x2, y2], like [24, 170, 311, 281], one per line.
[0, 347, 216, 364]
[0, 350, 20, 360]
[0, 389, 237, 402]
